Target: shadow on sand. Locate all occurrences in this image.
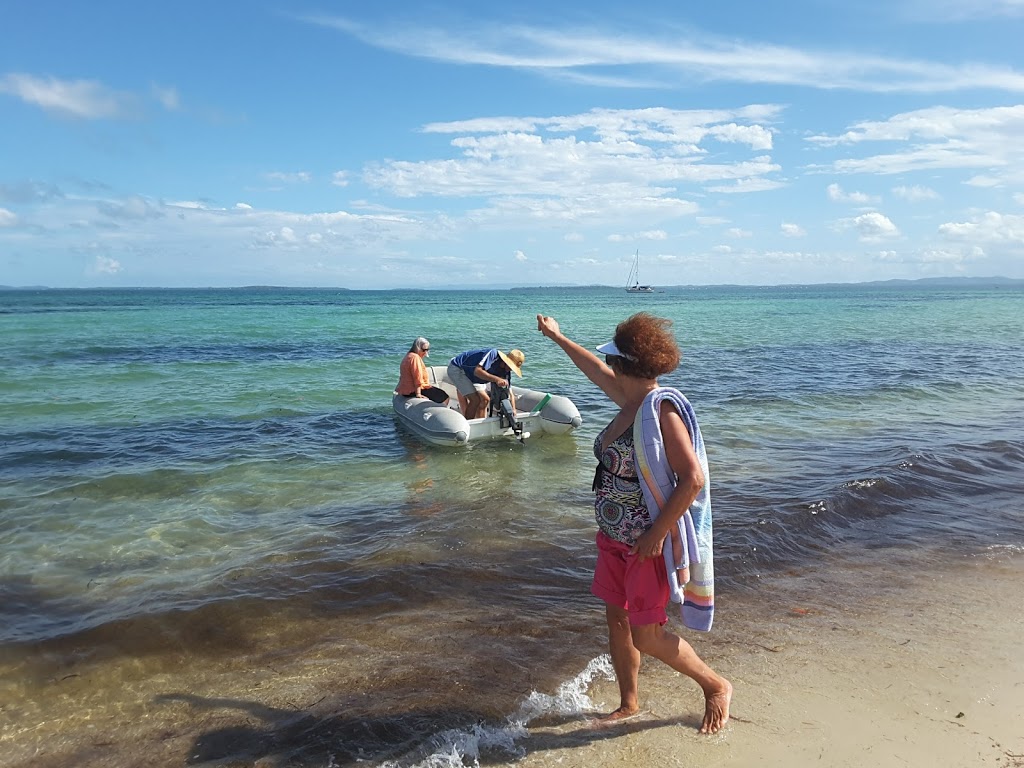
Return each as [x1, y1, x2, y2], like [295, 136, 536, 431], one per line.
[154, 691, 696, 767]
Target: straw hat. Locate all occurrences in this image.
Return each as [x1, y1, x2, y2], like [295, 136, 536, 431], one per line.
[498, 349, 525, 377]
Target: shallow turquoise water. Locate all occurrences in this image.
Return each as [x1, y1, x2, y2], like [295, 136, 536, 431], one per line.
[2, 284, 1023, 765]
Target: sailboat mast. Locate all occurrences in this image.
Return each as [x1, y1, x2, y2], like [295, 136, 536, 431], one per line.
[625, 249, 653, 292]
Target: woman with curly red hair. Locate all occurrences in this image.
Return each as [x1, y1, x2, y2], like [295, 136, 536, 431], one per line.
[536, 312, 731, 734]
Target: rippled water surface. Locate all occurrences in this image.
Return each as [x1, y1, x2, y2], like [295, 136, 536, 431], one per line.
[2, 284, 1023, 766]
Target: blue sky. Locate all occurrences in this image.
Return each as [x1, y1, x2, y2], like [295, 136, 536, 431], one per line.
[1, 0, 1023, 289]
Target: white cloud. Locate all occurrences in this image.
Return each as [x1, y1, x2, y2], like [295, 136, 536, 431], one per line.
[98, 196, 164, 220]
[827, 183, 877, 204]
[965, 175, 1002, 187]
[564, 232, 584, 242]
[708, 123, 774, 150]
[892, 184, 939, 201]
[839, 212, 901, 241]
[781, 222, 806, 237]
[332, 171, 350, 187]
[235, 202, 252, 210]
[727, 227, 753, 238]
[876, 245, 985, 266]
[938, 211, 1024, 243]
[362, 107, 781, 228]
[609, 229, 668, 242]
[0, 208, 18, 227]
[513, 249, 527, 262]
[266, 171, 312, 184]
[706, 176, 787, 194]
[151, 84, 180, 111]
[808, 105, 1024, 185]
[0, 73, 136, 119]
[301, 15, 1024, 93]
[93, 255, 122, 274]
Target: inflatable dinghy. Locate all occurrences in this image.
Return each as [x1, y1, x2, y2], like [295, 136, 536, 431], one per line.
[392, 365, 582, 447]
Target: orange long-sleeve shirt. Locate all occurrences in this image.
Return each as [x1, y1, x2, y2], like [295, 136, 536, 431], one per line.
[396, 352, 429, 396]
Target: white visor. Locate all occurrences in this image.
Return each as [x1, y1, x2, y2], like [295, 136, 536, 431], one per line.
[596, 340, 637, 361]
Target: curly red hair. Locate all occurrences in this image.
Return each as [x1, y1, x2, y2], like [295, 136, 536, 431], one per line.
[610, 313, 680, 379]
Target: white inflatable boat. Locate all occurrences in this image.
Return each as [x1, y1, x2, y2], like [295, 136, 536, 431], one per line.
[392, 365, 583, 447]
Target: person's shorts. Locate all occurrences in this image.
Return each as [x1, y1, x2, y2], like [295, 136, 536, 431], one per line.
[591, 530, 669, 626]
[401, 386, 448, 404]
[446, 363, 487, 397]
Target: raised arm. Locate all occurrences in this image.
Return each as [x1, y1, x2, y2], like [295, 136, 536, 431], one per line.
[536, 314, 628, 406]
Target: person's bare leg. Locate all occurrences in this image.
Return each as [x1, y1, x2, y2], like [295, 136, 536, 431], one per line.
[630, 623, 732, 734]
[600, 604, 641, 721]
[457, 392, 468, 414]
[467, 391, 488, 419]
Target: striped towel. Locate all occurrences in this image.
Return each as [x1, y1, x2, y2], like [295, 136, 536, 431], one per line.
[633, 387, 715, 632]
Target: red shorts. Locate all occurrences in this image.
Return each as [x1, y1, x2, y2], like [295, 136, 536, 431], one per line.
[591, 531, 670, 626]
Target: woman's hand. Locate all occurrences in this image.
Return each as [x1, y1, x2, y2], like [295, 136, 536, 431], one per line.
[536, 314, 560, 339]
[629, 528, 667, 563]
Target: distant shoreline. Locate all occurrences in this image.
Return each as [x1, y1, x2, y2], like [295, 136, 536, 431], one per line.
[3, 276, 1024, 292]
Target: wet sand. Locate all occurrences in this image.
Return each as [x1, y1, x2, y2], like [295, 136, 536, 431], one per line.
[3, 546, 1022, 768]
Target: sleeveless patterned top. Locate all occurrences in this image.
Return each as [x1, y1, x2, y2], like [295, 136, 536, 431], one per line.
[592, 421, 652, 546]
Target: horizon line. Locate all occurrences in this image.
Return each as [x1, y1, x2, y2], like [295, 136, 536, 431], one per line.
[2, 275, 1023, 292]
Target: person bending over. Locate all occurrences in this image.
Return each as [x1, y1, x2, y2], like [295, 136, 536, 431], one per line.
[446, 348, 524, 419]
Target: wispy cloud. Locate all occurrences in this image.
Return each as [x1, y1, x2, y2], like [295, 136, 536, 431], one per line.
[809, 105, 1024, 183]
[893, 184, 939, 201]
[902, 0, 1024, 21]
[298, 14, 1024, 93]
[151, 84, 181, 111]
[265, 172, 312, 184]
[827, 183, 878, 204]
[608, 230, 668, 242]
[0, 208, 19, 227]
[0, 73, 137, 119]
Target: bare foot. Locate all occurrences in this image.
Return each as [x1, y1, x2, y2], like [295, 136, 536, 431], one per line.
[699, 679, 732, 734]
[596, 705, 641, 723]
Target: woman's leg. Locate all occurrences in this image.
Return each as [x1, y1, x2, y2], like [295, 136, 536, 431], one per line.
[603, 603, 641, 720]
[630, 623, 732, 734]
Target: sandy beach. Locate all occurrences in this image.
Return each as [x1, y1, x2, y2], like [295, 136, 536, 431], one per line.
[514, 547, 1024, 768]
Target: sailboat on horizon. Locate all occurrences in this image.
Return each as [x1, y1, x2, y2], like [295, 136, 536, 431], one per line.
[625, 250, 654, 293]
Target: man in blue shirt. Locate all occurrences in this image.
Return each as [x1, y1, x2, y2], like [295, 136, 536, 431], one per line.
[447, 348, 525, 419]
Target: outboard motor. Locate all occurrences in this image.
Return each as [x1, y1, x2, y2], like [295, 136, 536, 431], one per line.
[490, 382, 528, 442]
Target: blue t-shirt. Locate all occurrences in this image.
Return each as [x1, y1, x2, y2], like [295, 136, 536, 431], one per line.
[450, 348, 502, 384]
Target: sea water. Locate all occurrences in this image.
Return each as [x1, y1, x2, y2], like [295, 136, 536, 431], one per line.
[2, 284, 1023, 767]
